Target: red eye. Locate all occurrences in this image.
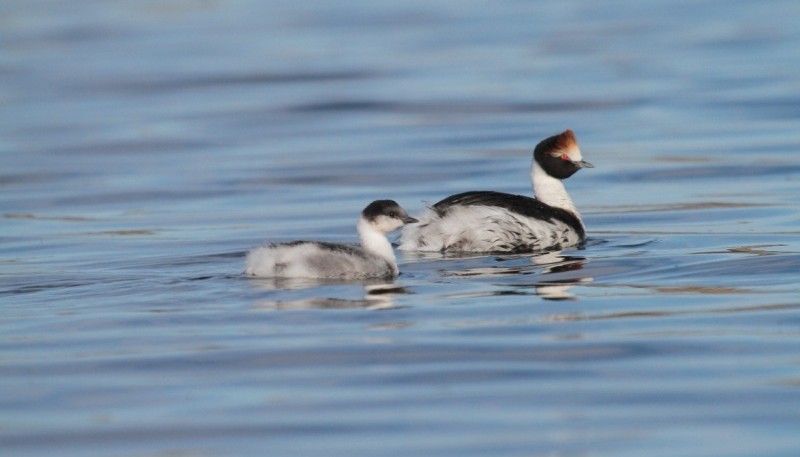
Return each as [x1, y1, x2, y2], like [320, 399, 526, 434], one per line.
[560, 153, 570, 161]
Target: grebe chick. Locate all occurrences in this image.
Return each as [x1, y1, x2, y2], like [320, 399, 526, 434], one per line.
[245, 200, 417, 279]
[399, 129, 593, 253]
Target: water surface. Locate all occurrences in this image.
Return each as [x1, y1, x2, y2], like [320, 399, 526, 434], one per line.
[2, 1, 800, 456]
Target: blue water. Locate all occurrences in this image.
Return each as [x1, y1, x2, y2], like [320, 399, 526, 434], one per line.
[2, 1, 800, 456]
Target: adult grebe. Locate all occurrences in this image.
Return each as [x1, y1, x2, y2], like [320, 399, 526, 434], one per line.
[399, 129, 592, 253]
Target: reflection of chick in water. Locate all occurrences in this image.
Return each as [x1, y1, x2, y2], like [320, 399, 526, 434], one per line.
[251, 283, 409, 311]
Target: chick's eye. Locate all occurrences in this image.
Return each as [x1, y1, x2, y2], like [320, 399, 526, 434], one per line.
[388, 211, 397, 218]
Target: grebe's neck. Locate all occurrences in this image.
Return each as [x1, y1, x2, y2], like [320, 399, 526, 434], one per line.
[531, 161, 580, 218]
[357, 218, 398, 275]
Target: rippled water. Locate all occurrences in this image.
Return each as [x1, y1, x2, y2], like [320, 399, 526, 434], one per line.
[2, 0, 800, 456]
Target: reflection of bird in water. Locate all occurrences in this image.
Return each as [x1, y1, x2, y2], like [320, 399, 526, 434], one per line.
[523, 251, 592, 300]
[528, 251, 592, 300]
[530, 251, 587, 273]
[252, 284, 409, 311]
[245, 200, 417, 279]
[533, 280, 591, 301]
[438, 251, 592, 300]
[400, 129, 593, 253]
[441, 251, 585, 277]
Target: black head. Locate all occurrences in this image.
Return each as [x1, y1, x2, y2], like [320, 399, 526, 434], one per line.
[533, 129, 594, 180]
[362, 200, 418, 225]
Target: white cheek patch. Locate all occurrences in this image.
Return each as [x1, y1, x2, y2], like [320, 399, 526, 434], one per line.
[552, 144, 583, 162]
[373, 215, 402, 233]
[568, 145, 584, 161]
